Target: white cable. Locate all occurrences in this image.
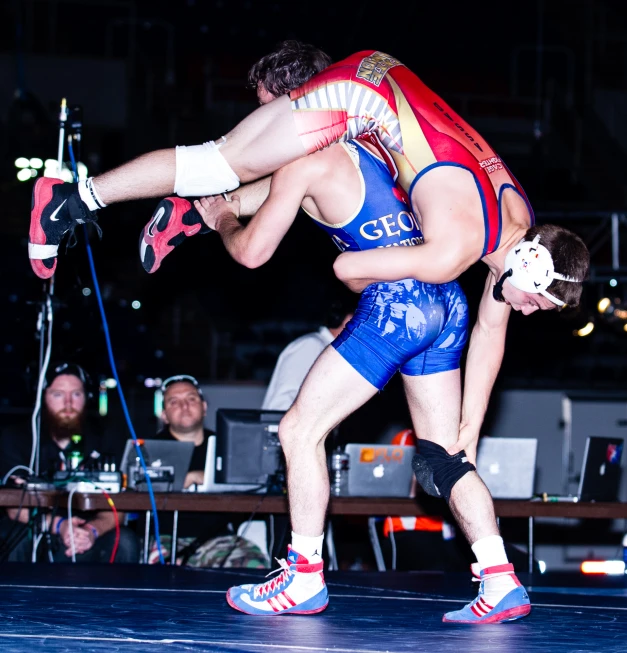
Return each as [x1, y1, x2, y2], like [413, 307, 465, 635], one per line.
[39, 512, 54, 563]
[29, 297, 54, 473]
[387, 518, 397, 571]
[67, 485, 79, 563]
[31, 533, 43, 563]
[57, 99, 67, 176]
[2, 466, 35, 486]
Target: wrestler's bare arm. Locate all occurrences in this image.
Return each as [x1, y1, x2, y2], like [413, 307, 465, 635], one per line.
[334, 170, 486, 289]
[333, 229, 477, 289]
[194, 160, 314, 268]
[449, 271, 511, 463]
[224, 176, 272, 216]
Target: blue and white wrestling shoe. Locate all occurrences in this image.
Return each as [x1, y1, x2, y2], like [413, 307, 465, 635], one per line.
[443, 563, 531, 624]
[227, 546, 328, 615]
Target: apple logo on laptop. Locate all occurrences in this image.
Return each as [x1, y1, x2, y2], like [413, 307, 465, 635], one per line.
[489, 463, 500, 475]
[373, 464, 385, 479]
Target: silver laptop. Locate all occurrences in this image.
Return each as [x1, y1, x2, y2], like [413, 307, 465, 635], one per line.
[345, 443, 415, 498]
[476, 437, 538, 499]
[193, 435, 263, 494]
[120, 439, 194, 492]
[577, 436, 624, 502]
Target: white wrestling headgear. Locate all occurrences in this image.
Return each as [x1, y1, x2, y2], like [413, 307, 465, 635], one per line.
[502, 234, 581, 307]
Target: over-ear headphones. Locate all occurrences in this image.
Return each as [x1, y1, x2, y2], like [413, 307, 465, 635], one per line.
[44, 362, 94, 400]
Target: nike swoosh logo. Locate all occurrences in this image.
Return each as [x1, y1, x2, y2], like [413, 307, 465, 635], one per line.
[49, 200, 67, 222]
[147, 207, 165, 238]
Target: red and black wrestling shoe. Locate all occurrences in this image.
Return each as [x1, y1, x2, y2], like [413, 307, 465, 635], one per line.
[139, 197, 212, 274]
[29, 177, 98, 279]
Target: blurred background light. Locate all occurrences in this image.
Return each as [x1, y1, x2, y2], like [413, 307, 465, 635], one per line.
[574, 321, 595, 337]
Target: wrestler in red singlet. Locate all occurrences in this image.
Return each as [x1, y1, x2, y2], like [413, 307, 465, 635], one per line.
[290, 50, 534, 257]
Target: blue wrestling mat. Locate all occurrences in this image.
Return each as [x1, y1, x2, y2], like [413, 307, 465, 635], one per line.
[0, 564, 625, 652]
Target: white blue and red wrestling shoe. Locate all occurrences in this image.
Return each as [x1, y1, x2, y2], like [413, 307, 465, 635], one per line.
[443, 563, 531, 624]
[139, 197, 211, 274]
[29, 178, 97, 279]
[226, 546, 328, 616]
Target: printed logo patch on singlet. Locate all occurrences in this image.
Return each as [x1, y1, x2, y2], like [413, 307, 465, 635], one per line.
[356, 52, 402, 87]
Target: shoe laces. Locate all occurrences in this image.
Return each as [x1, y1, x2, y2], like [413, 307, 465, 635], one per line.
[64, 218, 103, 252]
[471, 569, 514, 603]
[254, 557, 293, 599]
[471, 575, 486, 600]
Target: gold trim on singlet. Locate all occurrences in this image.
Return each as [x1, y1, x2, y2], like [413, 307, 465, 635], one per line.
[387, 77, 437, 192]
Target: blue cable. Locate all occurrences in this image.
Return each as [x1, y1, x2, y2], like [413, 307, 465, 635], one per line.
[67, 141, 165, 564]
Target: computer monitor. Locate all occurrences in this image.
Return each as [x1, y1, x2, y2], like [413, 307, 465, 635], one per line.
[214, 409, 285, 485]
[120, 439, 194, 492]
[194, 435, 262, 493]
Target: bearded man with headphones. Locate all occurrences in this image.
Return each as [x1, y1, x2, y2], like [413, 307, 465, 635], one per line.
[0, 362, 140, 563]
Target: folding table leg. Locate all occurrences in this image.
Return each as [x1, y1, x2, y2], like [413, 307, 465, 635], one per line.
[325, 521, 338, 571]
[143, 510, 151, 564]
[368, 517, 386, 572]
[528, 516, 534, 574]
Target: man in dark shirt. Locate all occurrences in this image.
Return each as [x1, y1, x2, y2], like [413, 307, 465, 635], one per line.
[156, 374, 213, 490]
[147, 375, 267, 568]
[0, 363, 139, 563]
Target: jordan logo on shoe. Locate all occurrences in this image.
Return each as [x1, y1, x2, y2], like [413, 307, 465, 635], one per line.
[49, 200, 67, 222]
[312, 549, 321, 558]
[147, 207, 165, 237]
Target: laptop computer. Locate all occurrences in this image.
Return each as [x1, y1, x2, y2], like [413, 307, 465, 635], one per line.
[193, 435, 264, 494]
[475, 437, 538, 499]
[345, 443, 415, 498]
[577, 436, 624, 502]
[120, 439, 194, 492]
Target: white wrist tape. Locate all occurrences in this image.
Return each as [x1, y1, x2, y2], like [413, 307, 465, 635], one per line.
[174, 140, 240, 197]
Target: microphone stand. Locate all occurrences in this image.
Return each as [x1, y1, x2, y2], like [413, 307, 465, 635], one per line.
[33, 280, 54, 477]
[32, 99, 68, 476]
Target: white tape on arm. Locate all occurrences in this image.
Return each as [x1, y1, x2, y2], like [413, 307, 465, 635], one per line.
[174, 141, 240, 197]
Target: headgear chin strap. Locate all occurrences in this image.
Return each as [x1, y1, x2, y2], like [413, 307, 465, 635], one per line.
[501, 234, 581, 307]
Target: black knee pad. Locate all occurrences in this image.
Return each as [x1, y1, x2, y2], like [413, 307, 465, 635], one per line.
[412, 440, 476, 502]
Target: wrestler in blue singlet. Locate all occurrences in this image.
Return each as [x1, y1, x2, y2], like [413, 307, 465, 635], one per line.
[305, 139, 469, 390]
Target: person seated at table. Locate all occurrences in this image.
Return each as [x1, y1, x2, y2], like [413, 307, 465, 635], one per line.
[0, 362, 139, 563]
[144, 374, 268, 568]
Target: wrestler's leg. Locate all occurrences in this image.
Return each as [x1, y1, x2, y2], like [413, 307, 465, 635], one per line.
[28, 97, 303, 279]
[280, 346, 379, 536]
[401, 370, 499, 544]
[219, 95, 307, 182]
[138, 176, 272, 274]
[95, 96, 303, 203]
[226, 345, 380, 616]
[402, 371, 530, 623]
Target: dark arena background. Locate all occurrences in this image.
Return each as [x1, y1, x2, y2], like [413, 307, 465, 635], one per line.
[0, 1, 626, 651]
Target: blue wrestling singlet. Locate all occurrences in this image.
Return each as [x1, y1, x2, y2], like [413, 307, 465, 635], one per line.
[307, 140, 469, 389]
[305, 140, 424, 252]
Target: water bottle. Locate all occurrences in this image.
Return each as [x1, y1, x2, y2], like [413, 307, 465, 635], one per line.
[68, 434, 84, 470]
[330, 448, 349, 497]
[622, 533, 627, 574]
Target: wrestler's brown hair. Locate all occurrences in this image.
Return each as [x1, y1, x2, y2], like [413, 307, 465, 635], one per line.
[248, 40, 332, 99]
[521, 224, 590, 308]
